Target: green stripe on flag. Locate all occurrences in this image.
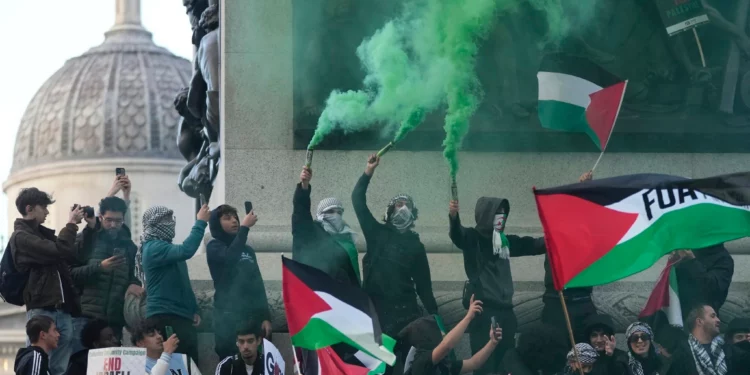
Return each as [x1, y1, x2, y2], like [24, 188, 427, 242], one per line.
[292, 318, 395, 364]
[538, 100, 601, 148]
[566, 203, 750, 288]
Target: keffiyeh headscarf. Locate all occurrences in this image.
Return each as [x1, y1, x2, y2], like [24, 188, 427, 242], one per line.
[563, 343, 598, 374]
[316, 198, 354, 236]
[625, 322, 658, 375]
[141, 206, 176, 243]
[385, 194, 417, 231]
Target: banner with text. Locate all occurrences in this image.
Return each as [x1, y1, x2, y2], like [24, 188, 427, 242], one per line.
[87, 347, 146, 375]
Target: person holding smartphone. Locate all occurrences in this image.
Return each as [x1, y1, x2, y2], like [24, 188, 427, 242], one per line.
[206, 203, 272, 359]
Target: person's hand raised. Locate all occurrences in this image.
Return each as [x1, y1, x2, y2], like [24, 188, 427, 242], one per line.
[197, 204, 210, 222]
[241, 211, 258, 228]
[301, 167, 312, 189]
[464, 294, 483, 321]
[449, 200, 459, 218]
[365, 154, 380, 176]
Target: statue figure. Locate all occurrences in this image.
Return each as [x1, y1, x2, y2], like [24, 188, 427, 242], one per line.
[175, 1, 220, 203]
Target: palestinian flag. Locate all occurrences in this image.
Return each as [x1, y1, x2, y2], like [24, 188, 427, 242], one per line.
[639, 260, 683, 327]
[282, 257, 396, 365]
[534, 172, 750, 290]
[537, 53, 627, 150]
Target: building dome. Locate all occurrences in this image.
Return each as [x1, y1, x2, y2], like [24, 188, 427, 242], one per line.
[11, 0, 191, 173]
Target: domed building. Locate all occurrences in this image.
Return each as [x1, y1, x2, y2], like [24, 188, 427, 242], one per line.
[3, 0, 195, 243]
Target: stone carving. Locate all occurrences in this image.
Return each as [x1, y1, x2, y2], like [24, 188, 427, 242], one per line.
[292, 0, 750, 152]
[10, 6, 190, 173]
[177, 1, 221, 203]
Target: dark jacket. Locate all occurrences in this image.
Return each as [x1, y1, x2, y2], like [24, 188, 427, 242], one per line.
[14, 346, 49, 375]
[10, 219, 81, 314]
[64, 349, 88, 375]
[215, 354, 264, 375]
[581, 314, 628, 375]
[674, 244, 734, 317]
[71, 224, 139, 326]
[543, 256, 593, 301]
[207, 208, 271, 321]
[726, 341, 750, 375]
[449, 197, 546, 309]
[291, 183, 359, 286]
[352, 174, 438, 314]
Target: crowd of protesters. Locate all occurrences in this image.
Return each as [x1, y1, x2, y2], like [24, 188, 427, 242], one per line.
[5, 156, 750, 375]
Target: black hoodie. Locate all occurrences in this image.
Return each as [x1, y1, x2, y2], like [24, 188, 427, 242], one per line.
[14, 346, 49, 375]
[206, 208, 271, 321]
[449, 197, 546, 309]
[64, 349, 89, 375]
[674, 243, 734, 317]
[581, 314, 628, 375]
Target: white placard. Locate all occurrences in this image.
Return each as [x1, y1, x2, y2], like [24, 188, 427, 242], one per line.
[87, 347, 146, 375]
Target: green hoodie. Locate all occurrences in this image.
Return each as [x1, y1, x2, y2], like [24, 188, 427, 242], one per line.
[141, 220, 207, 320]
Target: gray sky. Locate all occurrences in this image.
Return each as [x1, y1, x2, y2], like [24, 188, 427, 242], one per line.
[0, 1, 192, 240]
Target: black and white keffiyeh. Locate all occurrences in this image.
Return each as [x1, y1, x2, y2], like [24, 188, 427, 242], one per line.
[688, 334, 727, 375]
[626, 322, 656, 375]
[141, 206, 176, 243]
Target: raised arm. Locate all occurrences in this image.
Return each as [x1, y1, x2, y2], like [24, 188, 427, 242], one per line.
[676, 245, 734, 297]
[413, 243, 438, 315]
[460, 325, 501, 374]
[144, 208, 209, 267]
[292, 167, 315, 235]
[351, 155, 382, 236]
[448, 200, 474, 251]
[13, 220, 80, 268]
[432, 296, 482, 364]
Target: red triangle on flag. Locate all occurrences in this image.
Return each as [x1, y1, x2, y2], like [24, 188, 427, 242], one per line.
[535, 192, 638, 290]
[585, 81, 627, 151]
[283, 261, 333, 336]
[639, 261, 676, 319]
[317, 347, 370, 375]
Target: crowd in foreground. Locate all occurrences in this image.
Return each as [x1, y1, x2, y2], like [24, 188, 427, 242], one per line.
[3, 155, 750, 375]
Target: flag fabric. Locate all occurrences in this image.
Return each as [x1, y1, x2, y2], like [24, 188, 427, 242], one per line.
[537, 53, 627, 150]
[263, 339, 286, 375]
[534, 171, 750, 290]
[317, 347, 369, 375]
[282, 257, 396, 366]
[639, 261, 683, 327]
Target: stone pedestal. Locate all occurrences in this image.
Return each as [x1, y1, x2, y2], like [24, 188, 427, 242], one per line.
[206, 1, 750, 374]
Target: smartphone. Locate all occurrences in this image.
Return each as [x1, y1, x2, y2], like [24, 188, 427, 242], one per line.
[116, 167, 126, 176]
[165, 325, 174, 339]
[490, 316, 500, 339]
[244, 201, 253, 215]
[199, 193, 207, 206]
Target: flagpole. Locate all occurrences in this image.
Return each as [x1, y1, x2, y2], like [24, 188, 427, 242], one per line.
[591, 80, 628, 172]
[559, 290, 585, 375]
[292, 345, 302, 375]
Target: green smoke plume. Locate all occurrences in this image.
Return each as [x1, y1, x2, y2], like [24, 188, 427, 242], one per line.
[308, 0, 594, 176]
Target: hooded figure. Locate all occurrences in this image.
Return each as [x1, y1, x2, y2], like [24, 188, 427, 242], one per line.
[581, 314, 628, 375]
[449, 197, 546, 375]
[724, 318, 750, 375]
[140, 205, 206, 364]
[502, 324, 569, 375]
[674, 244, 734, 319]
[291, 180, 360, 286]
[398, 316, 459, 375]
[352, 171, 438, 337]
[207, 205, 271, 359]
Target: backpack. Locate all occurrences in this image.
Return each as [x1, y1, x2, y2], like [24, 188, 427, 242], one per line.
[0, 235, 27, 306]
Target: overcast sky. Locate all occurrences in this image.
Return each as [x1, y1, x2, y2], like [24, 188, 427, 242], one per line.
[0, 1, 192, 241]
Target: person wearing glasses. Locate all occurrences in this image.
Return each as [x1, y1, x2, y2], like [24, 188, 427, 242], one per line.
[623, 322, 670, 375]
[70, 175, 142, 349]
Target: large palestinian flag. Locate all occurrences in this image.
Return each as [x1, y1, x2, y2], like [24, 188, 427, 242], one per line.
[534, 172, 750, 290]
[282, 257, 396, 365]
[537, 53, 627, 150]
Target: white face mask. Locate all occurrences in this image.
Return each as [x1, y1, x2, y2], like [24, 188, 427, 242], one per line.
[318, 212, 345, 233]
[390, 206, 414, 231]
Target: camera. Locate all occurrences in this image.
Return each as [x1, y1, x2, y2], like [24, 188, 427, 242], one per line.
[73, 204, 95, 218]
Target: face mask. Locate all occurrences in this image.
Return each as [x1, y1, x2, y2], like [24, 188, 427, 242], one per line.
[492, 214, 510, 259]
[390, 206, 414, 231]
[318, 212, 345, 233]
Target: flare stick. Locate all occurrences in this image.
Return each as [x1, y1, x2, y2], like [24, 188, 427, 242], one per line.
[305, 149, 314, 168]
[377, 141, 395, 158]
[451, 177, 458, 201]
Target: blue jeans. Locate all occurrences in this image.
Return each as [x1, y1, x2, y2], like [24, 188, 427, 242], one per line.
[26, 309, 73, 375]
[70, 316, 89, 355]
